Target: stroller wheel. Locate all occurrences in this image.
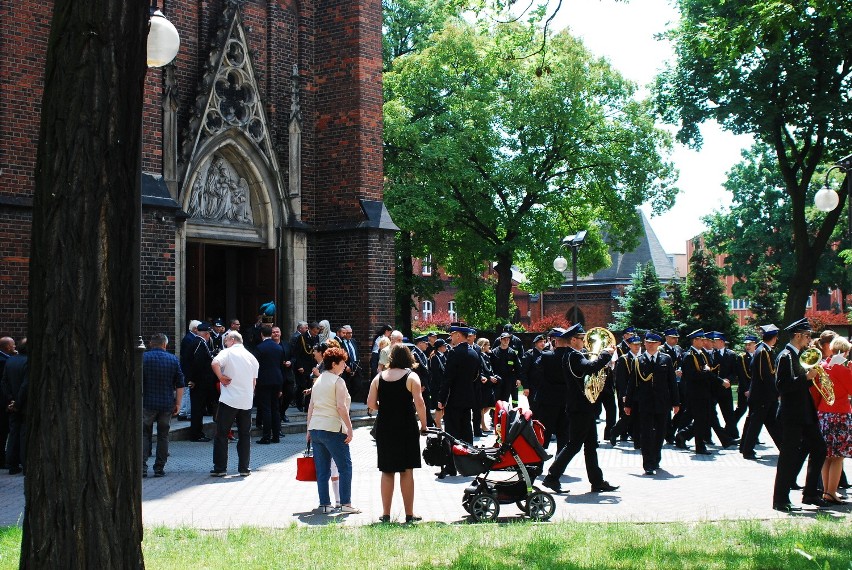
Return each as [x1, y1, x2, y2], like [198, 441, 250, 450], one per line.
[526, 491, 556, 521]
[470, 494, 499, 522]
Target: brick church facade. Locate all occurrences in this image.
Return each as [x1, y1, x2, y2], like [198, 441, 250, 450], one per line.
[0, 0, 395, 352]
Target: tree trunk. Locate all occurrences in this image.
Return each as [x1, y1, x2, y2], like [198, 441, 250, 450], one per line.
[22, 0, 148, 567]
[494, 250, 514, 325]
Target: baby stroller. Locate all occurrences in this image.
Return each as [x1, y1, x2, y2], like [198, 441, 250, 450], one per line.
[423, 401, 555, 521]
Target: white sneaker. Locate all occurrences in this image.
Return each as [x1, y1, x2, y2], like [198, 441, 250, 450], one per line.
[339, 505, 361, 514]
[319, 505, 336, 514]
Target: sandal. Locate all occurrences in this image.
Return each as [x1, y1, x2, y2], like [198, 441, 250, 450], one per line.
[405, 515, 422, 523]
[823, 493, 845, 505]
[319, 505, 336, 514]
[378, 515, 391, 523]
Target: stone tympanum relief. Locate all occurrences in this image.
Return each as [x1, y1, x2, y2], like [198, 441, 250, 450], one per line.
[187, 155, 253, 224]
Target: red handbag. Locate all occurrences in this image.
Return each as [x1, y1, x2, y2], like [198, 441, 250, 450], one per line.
[296, 442, 317, 481]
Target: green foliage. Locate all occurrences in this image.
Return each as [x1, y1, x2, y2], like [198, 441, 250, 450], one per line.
[385, 16, 677, 323]
[611, 262, 673, 332]
[683, 248, 739, 341]
[703, 144, 846, 299]
[655, 0, 852, 322]
[745, 265, 784, 327]
[667, 277, 689, 332]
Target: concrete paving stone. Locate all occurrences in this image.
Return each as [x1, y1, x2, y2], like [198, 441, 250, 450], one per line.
[1, 414, 849, 528]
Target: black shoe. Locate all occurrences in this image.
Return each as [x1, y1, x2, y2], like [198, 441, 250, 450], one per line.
[474, 431, 484, 438]
[193, 436, 211, 443]
[209, 469, 227, 477]
[271, 438, 281, 443]
[721, 439, 736, 449]
[405, 515, 422, 523]
[695, 449, 712, 455]
[839, 481, 851, 490]
[142, 471, 148, 478]
[644, 469, 657, 476]
[239, 470, 251, 477]
[790, 482, 803, 491]
[256, 438, 271, 445]
[674, 434, 689, 450]
[742, 453, 759, 460]
[773, 503, 802, 513]
[802, 496, 830, 507]
[282, 415, 290, 423]
[153, 470, 165, 477]
[609, 434, 617, 447]
[177, 415, 188, 421]
[541, 475, 563, 494]
[279, 432, 286, 438]
[591, 481, 619, 492]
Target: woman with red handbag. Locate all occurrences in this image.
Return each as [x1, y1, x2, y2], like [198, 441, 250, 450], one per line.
[306, 347, 360, 514]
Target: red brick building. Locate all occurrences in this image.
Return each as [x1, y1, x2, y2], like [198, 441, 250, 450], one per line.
[0, 0, 394, 352]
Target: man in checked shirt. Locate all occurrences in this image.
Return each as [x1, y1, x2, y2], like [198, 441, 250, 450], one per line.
[142, 333, 185, 478]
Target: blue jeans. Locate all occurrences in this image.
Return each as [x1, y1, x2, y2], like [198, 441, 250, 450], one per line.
[309, 429, 352, 506]
[142, 408, 172, 472]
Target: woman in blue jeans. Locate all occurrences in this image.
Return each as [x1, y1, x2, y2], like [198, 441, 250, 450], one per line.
[306, 346, 360, 514]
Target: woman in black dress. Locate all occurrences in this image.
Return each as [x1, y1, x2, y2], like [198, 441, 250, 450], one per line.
[367, 344, 429, 522]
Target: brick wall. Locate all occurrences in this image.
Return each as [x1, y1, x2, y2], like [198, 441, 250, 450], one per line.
[141, 209, 177, 343]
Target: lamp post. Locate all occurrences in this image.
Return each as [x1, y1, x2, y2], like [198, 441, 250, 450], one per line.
[813, 153, 852, 312]
[553, 230, 587, 325]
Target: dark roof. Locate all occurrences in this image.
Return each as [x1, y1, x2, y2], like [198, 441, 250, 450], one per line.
[564, 210, 677, 286]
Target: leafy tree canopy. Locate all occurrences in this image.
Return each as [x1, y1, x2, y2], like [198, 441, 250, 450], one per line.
[655, 0, 852, 322]
[385, 17, 677, 323]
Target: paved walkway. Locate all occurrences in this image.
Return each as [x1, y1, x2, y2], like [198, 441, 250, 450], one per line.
[1, 414, 849, 527]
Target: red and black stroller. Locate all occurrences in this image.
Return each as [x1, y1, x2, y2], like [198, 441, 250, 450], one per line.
[423, 401, 555, 521]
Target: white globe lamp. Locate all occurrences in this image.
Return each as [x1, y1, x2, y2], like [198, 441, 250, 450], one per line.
[814, 186, 840, 212]
[147, 10, 180, 68]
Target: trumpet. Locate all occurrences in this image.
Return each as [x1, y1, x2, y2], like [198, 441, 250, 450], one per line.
[583, 327, 616, 403]
[799, 347, 836, 406]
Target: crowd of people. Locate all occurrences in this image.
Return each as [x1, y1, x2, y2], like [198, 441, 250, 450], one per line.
[1, 311, 851, 520]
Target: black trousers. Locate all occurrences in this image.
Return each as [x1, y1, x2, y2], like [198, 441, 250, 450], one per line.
[536, 402, 570, 453]
[773, 420, 826, 505]
[547, 410, 603, 485]
[213, 403, 252, 473]
[638, 411, 667, 471]
[256, 384, 281, 440]
[678, 394, 710, 452]
[442, 407, 473, 475]
[190, 383, 218, 439]
[5, 411, 25, 470]
[716, 388, 736, 437]
[740, 401, 781, 456]
[600, 390, 617, 440]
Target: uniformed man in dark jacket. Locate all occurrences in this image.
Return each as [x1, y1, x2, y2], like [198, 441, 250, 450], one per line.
[436, 326, 481, 477]
[660, 327, 684, 443]
[674, 329, 732, 454]
[541, 324, 617, 494]
[732, 335, 758, 439]
[772, 318, 827, 512]
[740, 325, 781, 460]
[531, 328, 569, 452]
[520, 334, 546, 405]
[625, 331, 679, 475]
[609, 334, 642, 447]
[490, 332, 520, 404]
[428, 339, 449, 425]
[188, 323, 218, 442]
[709, 332, 739, 439]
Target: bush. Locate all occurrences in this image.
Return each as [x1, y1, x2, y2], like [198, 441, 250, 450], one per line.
[412, 311, 456, 336]
[529, 314, 571, 333]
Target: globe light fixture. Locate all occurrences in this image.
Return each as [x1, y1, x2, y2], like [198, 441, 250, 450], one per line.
[814, 185, 840, 212]
[553, 255, 568, 272]
[147, 9, 180, 68]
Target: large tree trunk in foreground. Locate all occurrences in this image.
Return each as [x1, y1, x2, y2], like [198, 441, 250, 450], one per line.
[23, 0, 148, 567]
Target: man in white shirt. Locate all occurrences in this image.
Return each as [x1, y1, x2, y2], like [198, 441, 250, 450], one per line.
[210, 331, 259, 476]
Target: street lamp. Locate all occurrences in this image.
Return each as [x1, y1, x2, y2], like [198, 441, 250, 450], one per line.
[553, 230, 587, 325]
[147, 2, 181, 68]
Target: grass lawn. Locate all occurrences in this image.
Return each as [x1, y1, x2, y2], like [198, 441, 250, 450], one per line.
[1, 518, 850, 569]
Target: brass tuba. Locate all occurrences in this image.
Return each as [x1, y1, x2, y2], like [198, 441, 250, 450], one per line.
[799, 348, 836, 406]
[583, 327, 617, 403]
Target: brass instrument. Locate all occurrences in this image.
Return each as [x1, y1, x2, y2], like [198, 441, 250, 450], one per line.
[799, 348, 836, 406]
[583, 327, 616, 403]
